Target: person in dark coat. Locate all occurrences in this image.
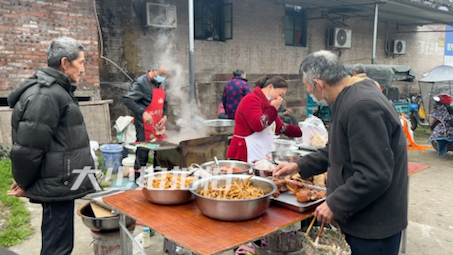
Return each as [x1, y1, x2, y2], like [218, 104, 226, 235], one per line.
[124, 61, 168, 171]
[274, 50, 408, 255]
[7, 36, 96, 255]
[222, 69, 252, 119]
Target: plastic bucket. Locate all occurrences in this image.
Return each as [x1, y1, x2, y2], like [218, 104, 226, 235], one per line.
[100, 144, 123, 173]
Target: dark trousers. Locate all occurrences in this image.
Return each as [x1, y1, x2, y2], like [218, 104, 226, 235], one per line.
[345, 232, 402, 255]
[134, 125, 157, 170]
[41, 200, 75, 255]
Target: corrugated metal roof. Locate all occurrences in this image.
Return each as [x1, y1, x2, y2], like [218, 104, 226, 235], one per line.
[276, 0, 453, 25]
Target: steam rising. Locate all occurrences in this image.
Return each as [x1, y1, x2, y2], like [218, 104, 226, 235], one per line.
[152, 31, 209, 143]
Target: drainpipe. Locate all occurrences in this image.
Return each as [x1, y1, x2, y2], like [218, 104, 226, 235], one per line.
[372, 3, 379, 64]
[188, 0, 195, 117]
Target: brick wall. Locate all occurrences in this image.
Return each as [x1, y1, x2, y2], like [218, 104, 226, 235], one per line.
[0, 0, 100, 98]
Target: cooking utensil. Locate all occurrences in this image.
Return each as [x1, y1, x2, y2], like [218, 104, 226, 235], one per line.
[203, 119, 235, 135]
[272, 151, 301, 164]
[77, 202, 135, 232]
[190, 175, 277, 221]
[274, 139, 297, 151]
[200, 160, 252, 175]
[214, 156, 220, 169]
[136, 171, 196, 205]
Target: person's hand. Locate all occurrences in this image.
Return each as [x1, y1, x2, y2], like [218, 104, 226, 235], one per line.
[284, 108, 292, 115]
[142, 111, 153, 126]
[314, 202, 334, 224]
[155, 115, 167, 130]
[270, 97, 283, 110]
[8, 181, 26, 197]
[273, 162, 299, 178]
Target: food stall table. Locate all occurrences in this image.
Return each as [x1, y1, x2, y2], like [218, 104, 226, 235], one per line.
[103, 189, 313, 255]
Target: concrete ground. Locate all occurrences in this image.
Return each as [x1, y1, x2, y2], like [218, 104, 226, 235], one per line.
[8, 139, 453, 255]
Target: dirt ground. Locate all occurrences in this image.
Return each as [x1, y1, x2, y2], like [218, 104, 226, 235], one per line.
[7, 137, 453, 255]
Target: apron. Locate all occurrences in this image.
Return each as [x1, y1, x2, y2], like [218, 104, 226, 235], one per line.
[236, 122, 276, 163]
[143, 73, 167, 141]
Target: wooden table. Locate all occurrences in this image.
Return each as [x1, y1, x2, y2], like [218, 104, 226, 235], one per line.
[104, 189, 313, 255]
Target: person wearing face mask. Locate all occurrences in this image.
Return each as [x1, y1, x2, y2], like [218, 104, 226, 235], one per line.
[274, 51, 408, 255]
[227, 75, 302, 163]
[124, 60, 169, 171]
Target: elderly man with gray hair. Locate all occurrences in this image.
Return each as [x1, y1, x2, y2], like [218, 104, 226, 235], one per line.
[274, 50, 408, 255]
[7, 36, 96, 255]
[352, 63, 381, 89]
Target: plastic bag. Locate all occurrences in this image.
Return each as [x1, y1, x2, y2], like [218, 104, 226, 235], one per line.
[298, 115, 328, 148]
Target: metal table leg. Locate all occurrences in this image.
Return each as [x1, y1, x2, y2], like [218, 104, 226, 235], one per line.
[119, 213, 146, 255]
[401, 177, 409, 253]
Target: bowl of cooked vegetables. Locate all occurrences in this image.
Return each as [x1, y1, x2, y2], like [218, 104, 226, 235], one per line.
[137, 171, 197, 205]
[199, 160, 252, 175]
[190, 175, 277, 221]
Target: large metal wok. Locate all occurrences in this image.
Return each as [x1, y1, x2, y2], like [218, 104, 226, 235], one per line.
[203, 119, 235, 136]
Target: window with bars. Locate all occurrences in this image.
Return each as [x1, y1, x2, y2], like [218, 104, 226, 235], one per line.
[194, 0, 232, 41]
[285, 8, 307, 47]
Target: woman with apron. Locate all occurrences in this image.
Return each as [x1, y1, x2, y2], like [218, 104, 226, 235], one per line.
[227, 76, 302, 163]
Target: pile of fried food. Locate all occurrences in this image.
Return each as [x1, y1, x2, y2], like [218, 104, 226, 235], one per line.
[310, 134, 328, 148]
[288, 172, 327, 188]
[199, 176, 265, 199]
[147, 173, 195, 189]
[272, 179, 326, 203]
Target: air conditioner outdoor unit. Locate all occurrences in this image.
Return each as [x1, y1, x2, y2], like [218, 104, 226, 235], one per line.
[327, 28, 352, 49]
[390, 40, 406, 54]
[146, 3, 177, 28]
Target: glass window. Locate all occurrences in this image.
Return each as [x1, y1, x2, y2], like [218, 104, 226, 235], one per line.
[194, 0, 233, 41]
[285, 9, 307, 47]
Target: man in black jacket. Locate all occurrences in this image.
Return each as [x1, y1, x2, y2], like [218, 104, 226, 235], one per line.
[124, 61, 168, 171]
[7, 37, 96, 255]
[274, 50, 408, 255]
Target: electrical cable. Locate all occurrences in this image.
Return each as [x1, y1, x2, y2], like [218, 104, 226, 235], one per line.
[93, 0, 134, 82]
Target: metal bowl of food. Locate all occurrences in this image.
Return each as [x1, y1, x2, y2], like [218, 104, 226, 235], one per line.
[274, 139, 297, 151]
[136, 171, 197, 205]
[77, 202, 135, 232]
[203, 119, 235, 135]
[200, 160, 252, 175]
[253, 160, 277, 177]
[253, 168, 275, 177]
[272, 151, 301, 164]
[190, 175, 277, 221]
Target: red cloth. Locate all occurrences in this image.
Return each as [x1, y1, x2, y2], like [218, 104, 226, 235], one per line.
[227, 86, 302, 162]
[217, 103, 225, 116]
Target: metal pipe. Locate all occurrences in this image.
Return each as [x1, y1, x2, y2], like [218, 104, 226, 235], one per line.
[188, 0, 195, 118]
[118, 218, 146, 255]
[396, 30, 453, 33]
[372, 3, 379, 64]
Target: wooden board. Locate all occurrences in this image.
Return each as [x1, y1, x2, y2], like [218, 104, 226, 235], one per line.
[90, 202, 115, 218]
[103, 189, 312, 255]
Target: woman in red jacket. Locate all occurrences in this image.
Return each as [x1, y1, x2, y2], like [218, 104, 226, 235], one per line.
[227, 75, 302, 163]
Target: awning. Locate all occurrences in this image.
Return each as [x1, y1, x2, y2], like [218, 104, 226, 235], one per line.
[420, 65, 453, 82]
[277, 0, 453, 26]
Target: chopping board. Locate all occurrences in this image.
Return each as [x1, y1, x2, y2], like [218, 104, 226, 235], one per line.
[90, 202, 115, 218]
